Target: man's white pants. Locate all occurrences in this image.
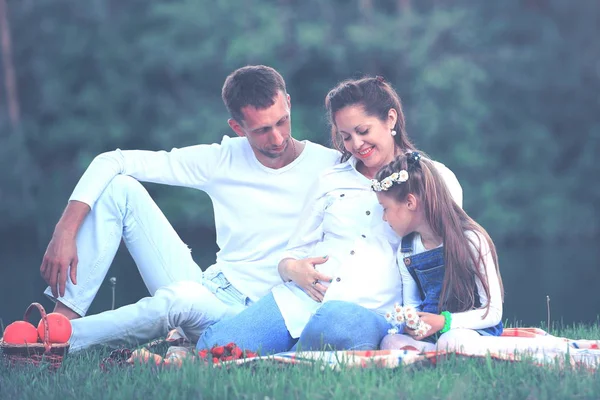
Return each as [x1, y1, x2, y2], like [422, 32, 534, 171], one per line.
[43, 175, 248, 352]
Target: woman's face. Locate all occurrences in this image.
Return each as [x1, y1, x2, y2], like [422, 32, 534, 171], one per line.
[334, 105, 397, 175]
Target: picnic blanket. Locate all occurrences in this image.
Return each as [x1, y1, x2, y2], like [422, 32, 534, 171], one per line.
[105, 327, 600, 371]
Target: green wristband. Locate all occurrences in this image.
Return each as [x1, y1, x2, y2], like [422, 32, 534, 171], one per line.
[440, 311, 452, 334]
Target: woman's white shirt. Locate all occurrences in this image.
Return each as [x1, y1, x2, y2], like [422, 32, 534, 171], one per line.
[272, 156, 463, 338]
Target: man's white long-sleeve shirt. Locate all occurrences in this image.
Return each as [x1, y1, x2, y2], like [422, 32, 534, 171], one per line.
[69, 135, 341, 302]
[272, 157, 463, 338]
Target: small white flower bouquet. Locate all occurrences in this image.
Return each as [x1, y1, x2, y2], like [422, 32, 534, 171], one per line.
[385, 303, 431, 338]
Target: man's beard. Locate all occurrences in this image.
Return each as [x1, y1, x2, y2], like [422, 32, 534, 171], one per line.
[260, 138, 290, 159]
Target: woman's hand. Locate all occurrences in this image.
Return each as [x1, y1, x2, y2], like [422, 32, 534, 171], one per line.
[404, 312, 445, 340]
[278, 257, 332, 302]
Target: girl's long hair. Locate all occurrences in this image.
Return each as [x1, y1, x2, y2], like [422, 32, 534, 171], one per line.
[375, 153, 504, 316]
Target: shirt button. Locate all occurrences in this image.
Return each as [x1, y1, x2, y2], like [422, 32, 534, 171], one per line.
[340, 194, 345, 197]
[404, 257, 412, 266]
[361, 234, 366, 238]
[350, 250, 355, 255]
[366, 211, 371, 215]
[336, 277, 341, 282]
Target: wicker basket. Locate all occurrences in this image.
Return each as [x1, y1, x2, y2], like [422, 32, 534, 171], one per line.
[0, 302, 69, 370]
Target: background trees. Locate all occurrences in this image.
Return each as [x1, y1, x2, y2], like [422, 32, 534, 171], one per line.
[1, 0, 598, 325]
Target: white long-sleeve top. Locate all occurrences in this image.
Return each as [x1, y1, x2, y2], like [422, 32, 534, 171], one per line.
[272, 157, 463, 338]
[69, 135, 341, 302]
[399, 231, 503, 329]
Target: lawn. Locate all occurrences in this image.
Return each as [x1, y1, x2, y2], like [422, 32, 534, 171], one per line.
[1, 324, 599, 400]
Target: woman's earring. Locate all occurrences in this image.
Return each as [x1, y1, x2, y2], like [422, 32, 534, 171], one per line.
[391, 130, 397, 136]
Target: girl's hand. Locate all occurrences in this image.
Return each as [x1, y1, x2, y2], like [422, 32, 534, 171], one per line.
[418, 312, 446, 337]
[404, 312, 445, 340]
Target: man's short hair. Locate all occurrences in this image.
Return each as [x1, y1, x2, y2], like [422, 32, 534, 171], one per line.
[222, 65, 287, 124]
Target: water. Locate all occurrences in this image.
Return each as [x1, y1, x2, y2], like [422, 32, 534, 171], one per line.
[1, 240, 598, 329]
[499, 241, 600, 327]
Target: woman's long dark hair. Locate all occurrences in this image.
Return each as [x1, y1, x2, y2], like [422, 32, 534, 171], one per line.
[375, 153, 504, 316]
[325, 76, 415, 162]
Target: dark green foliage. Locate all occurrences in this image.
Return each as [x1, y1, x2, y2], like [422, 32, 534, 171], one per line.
[0, 0, 598, 323]
[2, 0, 598, 243]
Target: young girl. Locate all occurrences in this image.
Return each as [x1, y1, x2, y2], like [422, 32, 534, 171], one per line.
[374, 152, 504, 352]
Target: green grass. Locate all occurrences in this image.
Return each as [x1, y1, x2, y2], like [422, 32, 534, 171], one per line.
[2, 325, 600, 400]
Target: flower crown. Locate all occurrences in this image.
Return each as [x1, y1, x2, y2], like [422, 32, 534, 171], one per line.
[370, 152, 421, 192]
[370, 170, 409, 192]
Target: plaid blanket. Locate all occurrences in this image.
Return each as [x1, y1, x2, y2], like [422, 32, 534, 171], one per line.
[117, 327, 600, 371]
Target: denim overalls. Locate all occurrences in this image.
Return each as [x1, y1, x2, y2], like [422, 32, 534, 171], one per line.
[401, 232, 503, 341]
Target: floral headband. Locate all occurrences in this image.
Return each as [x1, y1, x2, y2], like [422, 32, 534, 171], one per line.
[370, 170, 408, 192]
[370, 152, 421, 192]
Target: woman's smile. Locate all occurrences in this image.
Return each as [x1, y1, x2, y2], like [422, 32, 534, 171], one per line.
[356, 146, 375, 159]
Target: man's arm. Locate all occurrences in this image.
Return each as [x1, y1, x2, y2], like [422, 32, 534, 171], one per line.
[40, 142, 224, 298]
[40, 200, 90, 298]
[69, 146, 220, 209]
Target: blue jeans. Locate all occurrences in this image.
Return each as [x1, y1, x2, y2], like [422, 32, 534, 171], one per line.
[197, 297, 391, 353]
[297, 301, 391, 351]
[197, 292, 297, 355]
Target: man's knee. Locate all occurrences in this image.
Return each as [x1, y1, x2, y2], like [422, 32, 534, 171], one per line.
[106, 175, 144, 196]
[159, 281, 215, 306]
[159, 281, 231, 337]
[99, 175, 155, 214]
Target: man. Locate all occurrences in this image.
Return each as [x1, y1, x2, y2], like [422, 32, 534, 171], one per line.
[39, 65, 339, 351]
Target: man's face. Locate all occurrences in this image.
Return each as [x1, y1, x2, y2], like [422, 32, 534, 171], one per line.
[229, 91, 293, 166]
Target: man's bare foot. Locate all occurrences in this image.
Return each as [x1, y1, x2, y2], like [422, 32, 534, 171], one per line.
[53, 301, 82, 320]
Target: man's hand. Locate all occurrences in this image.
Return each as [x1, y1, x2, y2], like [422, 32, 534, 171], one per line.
[40, 200, 90, 298]
[278, 256, 332, 302]
[40, 230, 79, 298]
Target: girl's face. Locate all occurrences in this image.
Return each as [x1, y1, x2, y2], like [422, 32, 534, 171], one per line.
[334, 105, 397, 176]
[377, 192, 417, 238]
